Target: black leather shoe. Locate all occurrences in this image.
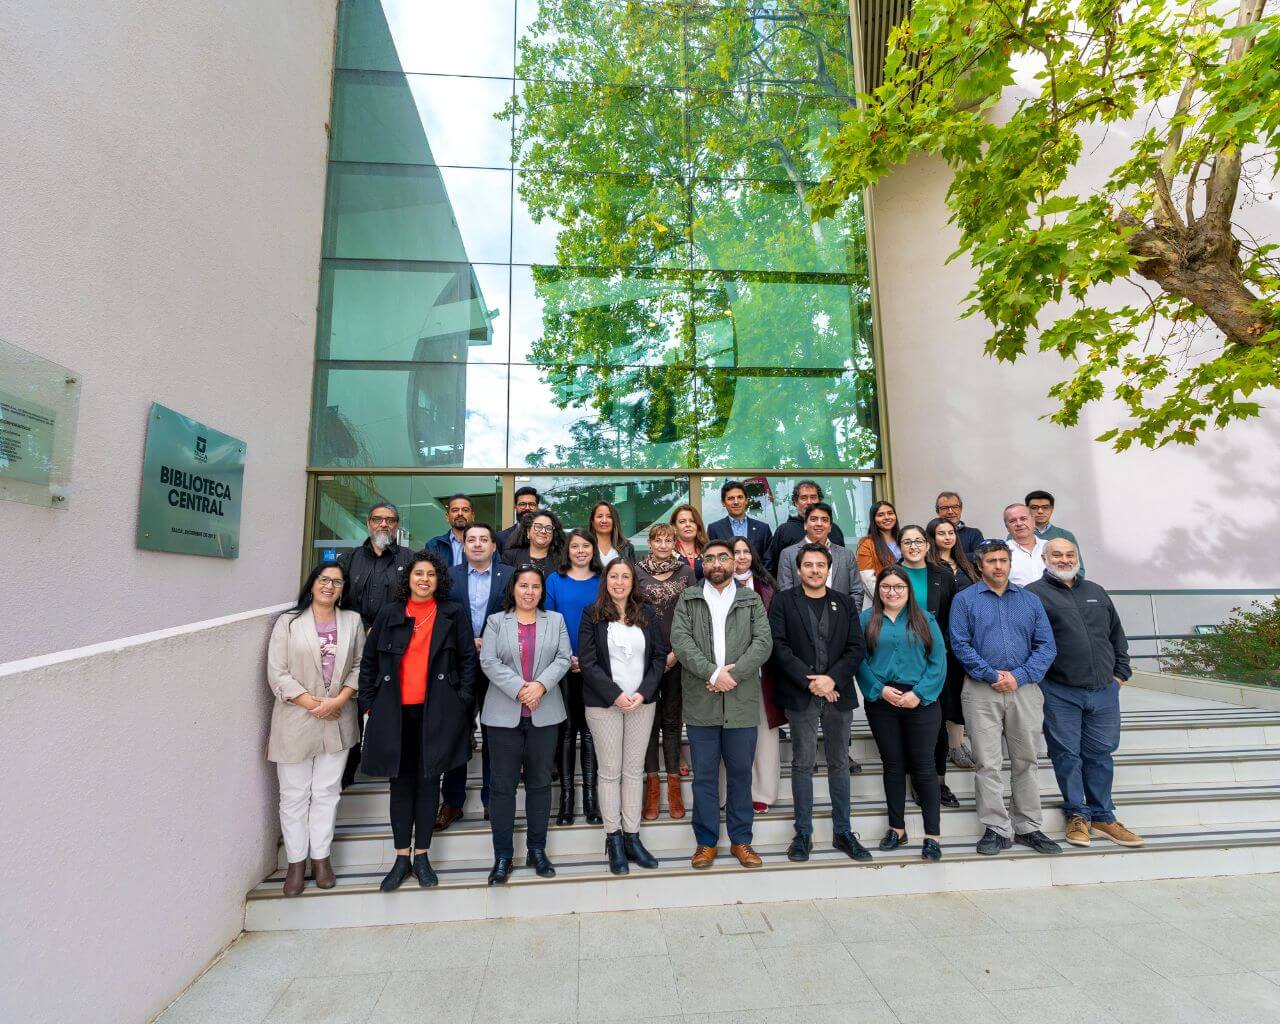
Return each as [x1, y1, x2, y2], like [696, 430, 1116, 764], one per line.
[555, 782, 575, 826]
[833, 831, 872, 861]
[878, 828, 908, 851]
[526, 848, 557, 878]
[605, 831, 629, 875]
[786, 833, 812, 862]
[939, 783, 960, 808]
[922, 838, 943, 861]
[976, 827, 1012, 856]
[1014, 830, 1063, 855]
[487, 856, 513, 886]
[379, 855, 412, 892]
[412, 852, 438, 888]
[848, 758, 863, 775]
[623, 832, 659, 869]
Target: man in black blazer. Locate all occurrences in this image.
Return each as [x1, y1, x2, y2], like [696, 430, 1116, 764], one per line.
[706, 479, 773, 554]
[437, 523, 513, 828]
[496, 485, 541, 554]
[768, 543, 869, 863]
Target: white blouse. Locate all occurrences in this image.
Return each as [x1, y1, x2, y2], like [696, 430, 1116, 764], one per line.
[606, 622, 646, 695]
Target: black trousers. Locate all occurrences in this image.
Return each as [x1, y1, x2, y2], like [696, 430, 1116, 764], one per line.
[554, 670, 592, 782]
[866, 698, 943, 836]
[644, 665, 683, 773]
[389, 705, 441, 850]
[487, 717, 558, 859]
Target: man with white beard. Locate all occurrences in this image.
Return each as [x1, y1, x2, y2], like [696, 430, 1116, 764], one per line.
[336, 501, 417, 787]
[1027, 539, 1142, 849]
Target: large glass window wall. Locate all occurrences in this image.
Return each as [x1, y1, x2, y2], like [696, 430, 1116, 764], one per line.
[311, 0, 881, 480]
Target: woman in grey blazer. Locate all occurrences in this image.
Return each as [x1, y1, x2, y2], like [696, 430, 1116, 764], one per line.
[479, 565, 572, 885]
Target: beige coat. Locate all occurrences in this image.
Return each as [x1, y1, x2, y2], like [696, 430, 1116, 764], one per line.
[266, 607, 364, 763]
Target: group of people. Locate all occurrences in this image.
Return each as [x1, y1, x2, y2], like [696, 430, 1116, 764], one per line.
[264, 479, 1138, 894]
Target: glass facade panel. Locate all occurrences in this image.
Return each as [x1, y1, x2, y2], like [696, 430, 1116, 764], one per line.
[312, 362, 509, 468]
[698, 474, 875, 547]
[521, 474, 690, 555]
[331, 71, 514, 168]
[311, 0, 883, 490]
[312, 473, 504, 561]
[319, 260, 510, 363]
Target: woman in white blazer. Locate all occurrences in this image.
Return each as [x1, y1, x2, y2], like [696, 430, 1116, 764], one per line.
[266, 562, 365, 896]
[479, 565, 572, 886]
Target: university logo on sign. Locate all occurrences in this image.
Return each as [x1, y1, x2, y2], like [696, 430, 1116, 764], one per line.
[194, 435, 208, 463]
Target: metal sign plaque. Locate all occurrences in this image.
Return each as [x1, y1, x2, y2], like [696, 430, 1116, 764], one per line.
[137, 403, 246, 558]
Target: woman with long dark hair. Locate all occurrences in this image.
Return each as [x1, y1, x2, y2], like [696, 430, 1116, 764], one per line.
[670, 503, 707, 580]
[637, 522, 696, 819]
[589, 500, 636, 566]
[856, 565, 947, 861]
[731, 537, 783, 813]
[926, 516, 979, 771]
[358, 550, 476, 892]
[502, 509, 566, 575]
[266, 562, 365, 895]
[545, 528, 603, 825]
[579, 559, 667, 873]
[856, 501, 901, 609]
[479, 565, 572, 884]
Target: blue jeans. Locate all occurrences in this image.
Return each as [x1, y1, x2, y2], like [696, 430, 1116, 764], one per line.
[1040, 680, 1121, 823]
[686, 724, 757, 847]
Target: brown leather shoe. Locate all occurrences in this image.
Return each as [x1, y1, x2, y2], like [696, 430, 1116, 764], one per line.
[729, 843, 762, 868]
[283, 860, 306, 896]
[643, 773, 661, 820]
[690, 845, 717, 869]
[435, 804, 464, 832]
[311, 856, 336, 889]
[666, 775, 685, 819]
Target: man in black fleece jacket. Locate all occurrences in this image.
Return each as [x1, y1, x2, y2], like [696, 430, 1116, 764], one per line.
[1027, 538, 1143, 850]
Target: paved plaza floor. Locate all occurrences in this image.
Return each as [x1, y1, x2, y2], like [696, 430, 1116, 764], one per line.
[160, 874, 1280, 1023]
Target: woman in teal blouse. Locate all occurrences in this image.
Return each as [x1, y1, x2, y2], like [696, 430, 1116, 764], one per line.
[857, 565, 947, 861]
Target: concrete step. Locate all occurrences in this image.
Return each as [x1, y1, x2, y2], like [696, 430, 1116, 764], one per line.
[245, 823, 1280, 930]
[282, 781, 1280, 870]
[331, 746, 1280, 826]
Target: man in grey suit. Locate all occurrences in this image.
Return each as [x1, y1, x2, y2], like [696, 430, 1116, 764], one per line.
[776, 503, 862, 607]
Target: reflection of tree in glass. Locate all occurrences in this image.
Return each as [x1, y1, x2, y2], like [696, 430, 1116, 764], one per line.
[508, 0, 880, 470]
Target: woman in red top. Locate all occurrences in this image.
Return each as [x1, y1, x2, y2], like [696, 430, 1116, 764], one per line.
[359, 550, 476, 893]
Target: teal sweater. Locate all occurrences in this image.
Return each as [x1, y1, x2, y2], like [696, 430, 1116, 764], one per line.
[856, 608, 947, 705]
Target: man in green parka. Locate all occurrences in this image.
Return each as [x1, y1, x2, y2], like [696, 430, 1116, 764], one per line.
[670, 538, 773, 870]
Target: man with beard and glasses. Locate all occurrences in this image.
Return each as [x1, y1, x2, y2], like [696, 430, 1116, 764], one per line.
[497, 486, 541, 554]
[670, 539, 773, 870]
[764, 480, 846, 574]
[425, 493, 474, 567]
[1027, 539, 1142, 849]
[336, 501, 416, 786]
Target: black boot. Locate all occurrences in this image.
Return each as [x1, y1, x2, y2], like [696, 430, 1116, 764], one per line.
[412, 852, 437, 888]
[555, 724, 576, 825]
[379, 855, 412, 893]
[581, 729, 602, 825]
[623, 832, 659, 869]
[606, 831, 629, 875]
[526, 847, 557, 878]
[488, 856, 513, 886]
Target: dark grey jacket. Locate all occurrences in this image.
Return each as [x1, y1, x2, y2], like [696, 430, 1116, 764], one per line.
[337, 539, 415, 627]
[1026, 572, 1130, 689]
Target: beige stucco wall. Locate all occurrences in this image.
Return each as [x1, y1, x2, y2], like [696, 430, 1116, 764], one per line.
[0, 608, 285, 1024]
[872, 94, 1280, 590]
[0, 1, 337, 661]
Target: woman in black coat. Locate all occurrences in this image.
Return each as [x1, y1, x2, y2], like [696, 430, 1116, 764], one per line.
[359, 549, 475, 892]
[578, 559, 667, 875]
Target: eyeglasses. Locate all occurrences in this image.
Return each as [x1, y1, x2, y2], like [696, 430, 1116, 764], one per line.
[703, 553, 733, 564]
[529, 523, 554, 535]
[879, 584, 908, 594]
[1027, 503, 1053, 512]
[901, 538, 927, 547]
[935, 504, 961, 514]
[368, 516, 399, 525]
[315, 578, 344, 589]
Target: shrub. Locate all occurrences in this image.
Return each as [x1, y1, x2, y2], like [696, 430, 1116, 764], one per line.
[1161, 598, 1280, 688]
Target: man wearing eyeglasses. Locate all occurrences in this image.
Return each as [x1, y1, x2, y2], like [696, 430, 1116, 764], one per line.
[934, 491, 985, 557]
[335, 501, 416, 786]
[496, 486, 541, 554]
[670, 539, 774, 870]
[950, 540, 1061, 857]
[1025, 490, 1085, 577]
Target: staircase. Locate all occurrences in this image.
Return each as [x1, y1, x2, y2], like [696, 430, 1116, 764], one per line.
[244, 686, 1280, 930]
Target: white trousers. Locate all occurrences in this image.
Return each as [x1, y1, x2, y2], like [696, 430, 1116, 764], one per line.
[276, 749, 349, 863]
